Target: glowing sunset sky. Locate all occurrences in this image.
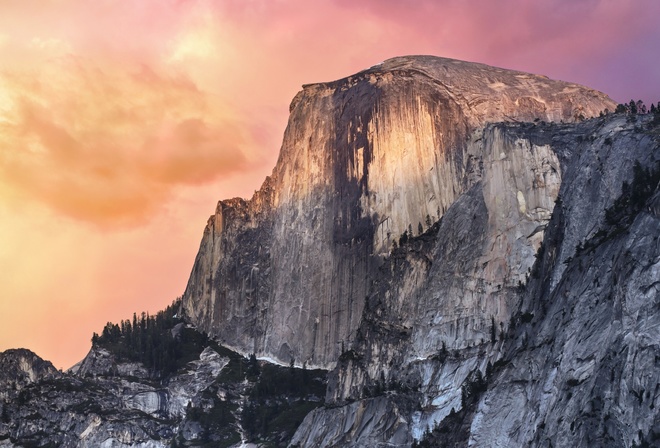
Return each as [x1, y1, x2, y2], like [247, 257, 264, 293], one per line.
[1, 0, 658, 370]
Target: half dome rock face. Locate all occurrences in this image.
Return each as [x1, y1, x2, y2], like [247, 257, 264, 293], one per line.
[181, 55, 616, 369]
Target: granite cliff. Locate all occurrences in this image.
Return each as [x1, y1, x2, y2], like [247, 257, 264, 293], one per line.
[1, 56, 658, 447]
[181, 55, 616, 370]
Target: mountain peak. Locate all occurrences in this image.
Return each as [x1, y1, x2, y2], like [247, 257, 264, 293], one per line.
[300, 54, 615, 127]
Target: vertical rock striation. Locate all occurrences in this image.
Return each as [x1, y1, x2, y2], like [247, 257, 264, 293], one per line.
[181, 55, 615, 369]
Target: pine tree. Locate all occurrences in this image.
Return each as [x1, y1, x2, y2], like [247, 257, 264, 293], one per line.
[486, 361, 493, 379]
[615, 103, 628, 114]
[247, 353, 260, 377]
[637, 100, 646, 114]
[629, 99, 638, 114]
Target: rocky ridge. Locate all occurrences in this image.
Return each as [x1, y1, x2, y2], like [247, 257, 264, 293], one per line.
[0, 320, 327, 447]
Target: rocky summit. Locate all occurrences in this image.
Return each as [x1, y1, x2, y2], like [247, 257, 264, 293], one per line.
[1, 55, 659, 447]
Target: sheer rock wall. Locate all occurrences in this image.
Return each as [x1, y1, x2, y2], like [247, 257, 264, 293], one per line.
[181, 56, 615, 369]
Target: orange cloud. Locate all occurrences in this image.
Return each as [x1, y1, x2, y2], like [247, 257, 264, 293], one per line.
[141, 118, 246, 185]
[0, 55, 250, 227]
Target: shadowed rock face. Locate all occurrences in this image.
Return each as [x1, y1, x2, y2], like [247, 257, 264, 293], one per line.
[181, 55, 616, 370]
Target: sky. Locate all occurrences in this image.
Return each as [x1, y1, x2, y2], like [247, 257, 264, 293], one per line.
[1, 0, 658, 370]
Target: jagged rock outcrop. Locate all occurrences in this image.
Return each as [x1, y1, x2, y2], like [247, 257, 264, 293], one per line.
[182, 55, 616, 370]
[0, 349, 58, 405]
[0, 344, 220, 447]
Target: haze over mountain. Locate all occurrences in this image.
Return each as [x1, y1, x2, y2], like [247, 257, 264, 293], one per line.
[1, 56, 658, 447]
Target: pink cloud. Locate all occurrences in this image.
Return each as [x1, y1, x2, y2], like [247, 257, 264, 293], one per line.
[327, 0, 660, 102]
[0, 55, 252, 227]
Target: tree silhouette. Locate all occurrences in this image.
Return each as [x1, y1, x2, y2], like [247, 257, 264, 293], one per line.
[91, 298, 198, 378]
[629, 100, 637, 114]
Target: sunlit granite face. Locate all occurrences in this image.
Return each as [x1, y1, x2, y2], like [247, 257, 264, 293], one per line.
[182, 55, 615, 369]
